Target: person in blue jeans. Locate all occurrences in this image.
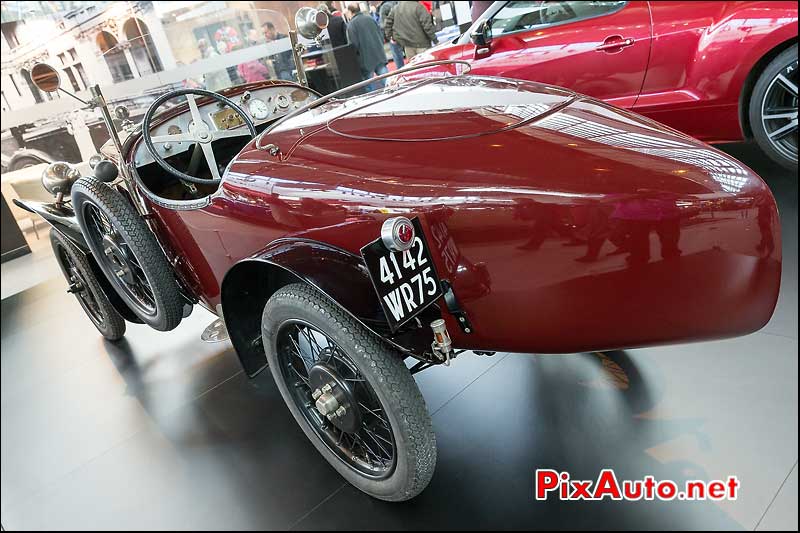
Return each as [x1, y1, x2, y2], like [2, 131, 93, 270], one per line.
[345, 2, 389, 91]
[377, 0, 404, 68]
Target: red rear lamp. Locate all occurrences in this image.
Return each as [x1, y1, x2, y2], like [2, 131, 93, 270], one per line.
[381, 217, 415, 252]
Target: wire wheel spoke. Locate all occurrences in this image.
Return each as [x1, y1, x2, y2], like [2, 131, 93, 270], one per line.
[289, 363, 311, 388]
[358, 402, 390, 429]
[277, 320, 396, 479]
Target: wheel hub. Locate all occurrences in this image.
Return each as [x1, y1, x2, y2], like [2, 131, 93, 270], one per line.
[101, 234, 136, 285]
[189, 120, 213, 144]
[309, 363, 361, 434]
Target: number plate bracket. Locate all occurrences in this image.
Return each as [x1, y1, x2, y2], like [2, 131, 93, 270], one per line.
[440, 279, 473, 334]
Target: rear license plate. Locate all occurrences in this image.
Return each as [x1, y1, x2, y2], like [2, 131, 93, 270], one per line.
[361, 218, 443, 331]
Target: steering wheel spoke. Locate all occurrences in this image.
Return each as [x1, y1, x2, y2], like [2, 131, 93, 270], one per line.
[185, 94, 205, 128]
[200, 142, 222, 181]
[141, 88, 257, 185]
[150, 132, 197, 144]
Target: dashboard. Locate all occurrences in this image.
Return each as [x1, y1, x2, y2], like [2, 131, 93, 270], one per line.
[133, 85, 317, 167]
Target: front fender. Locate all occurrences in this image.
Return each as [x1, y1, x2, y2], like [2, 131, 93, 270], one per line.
[220, 238, 434, 377]
[13, 198, 88, 250]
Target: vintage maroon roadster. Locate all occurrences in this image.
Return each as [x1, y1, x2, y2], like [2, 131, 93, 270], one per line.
[16, 8, 781, 502]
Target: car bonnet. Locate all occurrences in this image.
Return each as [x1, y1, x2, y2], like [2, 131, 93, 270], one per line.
[269, 75, 578, 142]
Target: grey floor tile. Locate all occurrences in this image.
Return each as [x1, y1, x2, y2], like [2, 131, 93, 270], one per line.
[757, 463, 798, 531]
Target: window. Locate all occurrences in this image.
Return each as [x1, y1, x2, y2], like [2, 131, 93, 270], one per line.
[9, 74, 21, 96]
[490, 1, 626, 37]
[75, 63, 89, 88]
[56, 47, 86, 91]
[64, 67, 80, 91]
[20, 69, 43, 104]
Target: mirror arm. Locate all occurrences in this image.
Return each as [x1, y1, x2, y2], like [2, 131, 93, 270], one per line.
[289, 30, 308, 87]
[57, 87, 91, 107]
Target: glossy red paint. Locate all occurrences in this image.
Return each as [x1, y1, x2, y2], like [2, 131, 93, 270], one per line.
[415, 1, 798, 143]
[133, 75, 781, 355]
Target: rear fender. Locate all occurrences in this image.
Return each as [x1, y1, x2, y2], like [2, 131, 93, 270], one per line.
[220, 239, 434, 377]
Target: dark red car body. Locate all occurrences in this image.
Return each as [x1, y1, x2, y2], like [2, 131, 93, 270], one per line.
[413, 1, 798, 144]
[123, 75, 781, 375]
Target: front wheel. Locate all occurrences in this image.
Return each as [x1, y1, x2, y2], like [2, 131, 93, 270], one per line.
[72, 178, 184, 331]
[262, 283, 437, 501]
[750, 44, 798, 171]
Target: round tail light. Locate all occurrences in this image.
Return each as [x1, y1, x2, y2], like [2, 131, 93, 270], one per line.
[381, 217, 415, 252]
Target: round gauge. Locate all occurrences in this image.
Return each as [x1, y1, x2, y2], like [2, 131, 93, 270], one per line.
[167, 125, 182, 135]
[276, 94, 290, 109]
[247, 98, 271, 120]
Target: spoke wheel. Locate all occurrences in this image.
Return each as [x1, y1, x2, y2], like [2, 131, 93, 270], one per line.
[262, 283, 436, 501]
[276, 320, 396, 479]
[72, 177, 184, 331]
[82, 201, 158, 316]
[50, 229, 126, 341]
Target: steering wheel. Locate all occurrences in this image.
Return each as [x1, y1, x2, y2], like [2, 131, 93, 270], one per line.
[142, 88, 257, 185]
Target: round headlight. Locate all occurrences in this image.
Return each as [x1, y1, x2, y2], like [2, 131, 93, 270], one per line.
[88, 153, 103, 169]
[41, 162, 80, 197]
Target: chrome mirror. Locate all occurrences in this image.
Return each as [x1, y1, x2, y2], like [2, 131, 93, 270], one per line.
[30, 63, 61, 93]
[295, 7, 329, 40]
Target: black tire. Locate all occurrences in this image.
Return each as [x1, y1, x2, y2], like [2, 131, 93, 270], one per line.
[72, 177, 183, 331]
[262, 283, 437, 501]
[9, 156, 46, 171]
[749, 44, 798, 171]
[50, 229, 126, 341]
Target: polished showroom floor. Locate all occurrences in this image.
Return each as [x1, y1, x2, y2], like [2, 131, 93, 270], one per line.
[1, 143, 797, 530]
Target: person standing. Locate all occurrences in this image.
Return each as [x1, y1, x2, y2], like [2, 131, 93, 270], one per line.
[378, 0, 404, 68]
[345, 2, 389, 91]
[263, 21, 294, 81]
[237, 30, 270, 83]
[318, 3, 348, 47]
[384, 1, 438, 61]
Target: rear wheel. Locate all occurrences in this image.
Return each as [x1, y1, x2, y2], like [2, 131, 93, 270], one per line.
[72, 177, 183, 331]
[262, 283, 437, 501]
[10, 156, 45, 171]
[750, 44, 798, 170]
[50, 229, 126, 341]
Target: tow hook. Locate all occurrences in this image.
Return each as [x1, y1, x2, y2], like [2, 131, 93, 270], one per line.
[430, 319, 454, 366]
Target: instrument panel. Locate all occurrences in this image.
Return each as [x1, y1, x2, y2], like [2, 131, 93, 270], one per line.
[134, 85, 317, 167]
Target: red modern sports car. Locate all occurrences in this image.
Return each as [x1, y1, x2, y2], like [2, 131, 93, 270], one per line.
[412, 1, 798, 169]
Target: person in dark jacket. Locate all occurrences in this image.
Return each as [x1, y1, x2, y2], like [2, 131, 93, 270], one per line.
[262, 21, 294, 81]
[384, 0, 437, 60]
[318, 3, 348, 47]
[378, 0, 404, 68]
[345, 2, 389, 91]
